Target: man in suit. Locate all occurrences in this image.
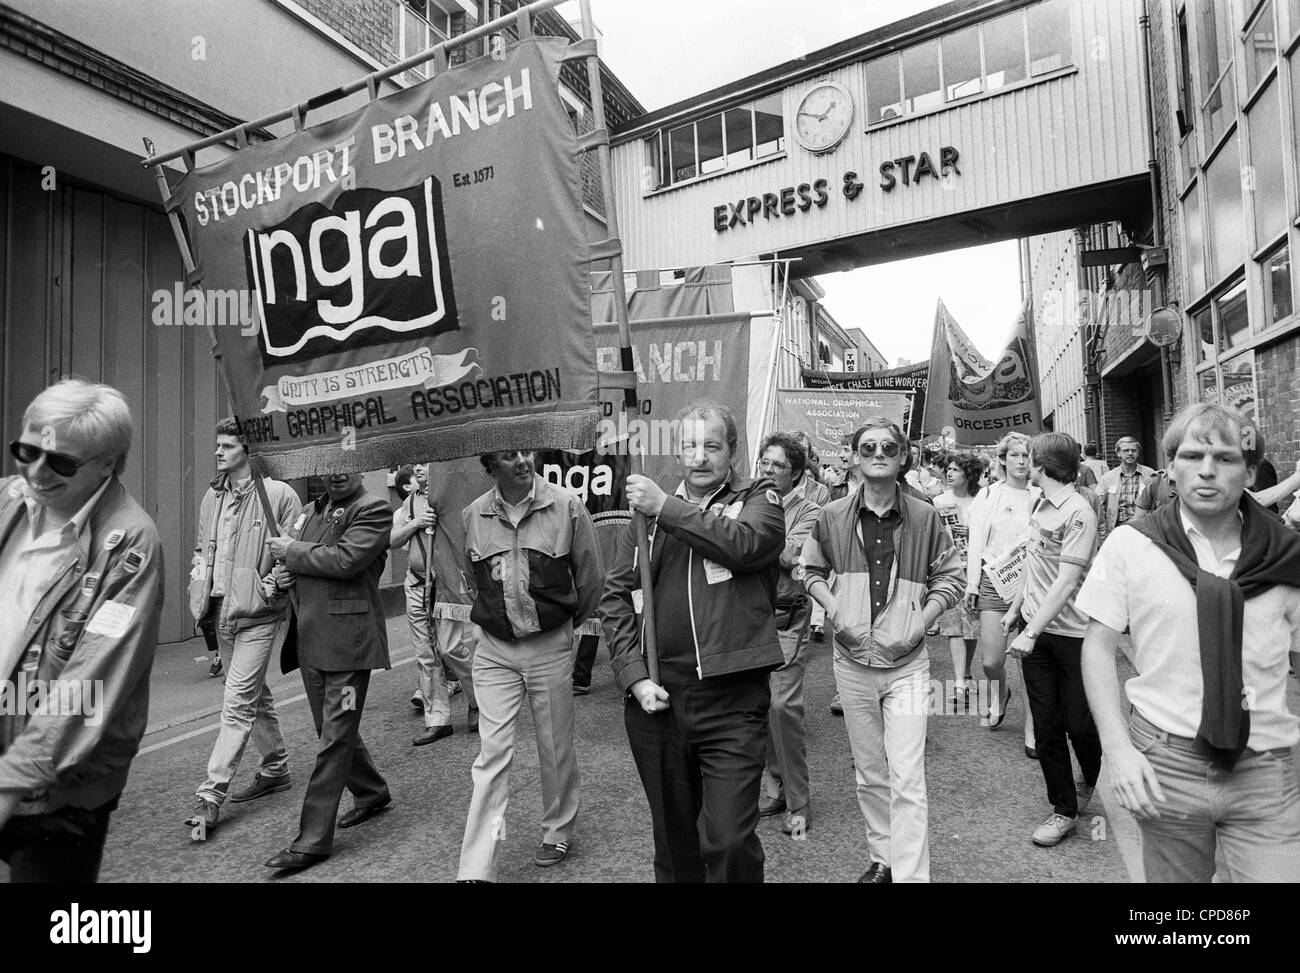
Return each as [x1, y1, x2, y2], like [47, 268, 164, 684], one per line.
[262, 471, 393, 872]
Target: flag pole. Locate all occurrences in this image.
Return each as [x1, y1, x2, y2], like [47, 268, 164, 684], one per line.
[576, 0, 659, 683]
[142, 137, 282, 539]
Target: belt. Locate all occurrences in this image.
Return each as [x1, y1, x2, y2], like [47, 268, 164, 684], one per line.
[1130, 708, 1292, 760]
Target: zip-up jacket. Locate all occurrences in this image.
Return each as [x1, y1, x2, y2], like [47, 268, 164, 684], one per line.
[778, 489, 820, 606]
[0, 476, 163, 814]
[802, 483, 963, 668]
[601, 474, 785, 691]
[1097, 463, 1156, 540]
[189, 473, 301, 631]
[463, 475, 603, 642]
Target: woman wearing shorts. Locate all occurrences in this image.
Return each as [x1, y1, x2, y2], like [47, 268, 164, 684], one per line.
[934, 451, 981, 711]
[963, 433, 1041, 757]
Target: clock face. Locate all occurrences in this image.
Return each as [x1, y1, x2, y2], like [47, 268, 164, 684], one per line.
[794, 82, 854, 153]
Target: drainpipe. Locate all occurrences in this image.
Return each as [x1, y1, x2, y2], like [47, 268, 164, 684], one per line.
[1140, 0, 1175, 421]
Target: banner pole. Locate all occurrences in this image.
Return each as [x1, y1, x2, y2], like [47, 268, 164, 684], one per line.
[576, 0, 659, 684]
[142, 136, 282, 539]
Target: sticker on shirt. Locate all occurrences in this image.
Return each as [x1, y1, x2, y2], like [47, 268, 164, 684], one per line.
[86, 600, 136, 638]
[292, 512, 307, 533]
[708, 501, 744, 521]
[703, 559, 733, 584]
[632, 589, 644, 614]
[765, 490, 781, 506]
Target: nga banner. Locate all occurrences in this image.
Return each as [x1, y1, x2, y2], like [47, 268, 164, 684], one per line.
[176, 38, 598, 477]
[774, 389, 913, 468]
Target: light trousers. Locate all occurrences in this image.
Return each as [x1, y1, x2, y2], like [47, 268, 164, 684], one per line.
[457, 624, 580, 882]
[834, 650, 931, 883]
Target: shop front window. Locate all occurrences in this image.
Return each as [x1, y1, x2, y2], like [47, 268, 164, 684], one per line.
[1215, 277, 1251, 350]
[943, 25, 983, 101]
[1291, 52, 1300, 214]
[865, 53, 903, 123]
[725, 107, 754, 168]
[1028, 0, 1072, 75]
[1199, 367, 1219, 403]
[1220, 350, 1258, 422]
[669, 123, 696, 182]
[1264, 243, 1294, 325]
[1244, 0, 1278, 93]
[1205, 138, 1246, 282]
[753, 94, 785, 157]
[1183, 182, 1207, 296]
[1193, 305, 1214, 364]
[1246, 80, 1286, 242]
[1202, 64, 1238, 149]
[643, 94, 785, 191]
[982, 10, 1027, 90]
[903, 40, 944, 114]
[697, 113, 725, 176]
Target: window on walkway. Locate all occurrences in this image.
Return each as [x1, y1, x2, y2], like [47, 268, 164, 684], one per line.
[643, 94, 786, 191]
[864, 0, 1070, 127]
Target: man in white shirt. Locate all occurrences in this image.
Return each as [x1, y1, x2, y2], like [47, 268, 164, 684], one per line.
[1078, 403, 1300, 882]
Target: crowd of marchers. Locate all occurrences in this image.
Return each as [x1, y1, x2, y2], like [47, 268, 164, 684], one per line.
[1, 377, 1298, 883]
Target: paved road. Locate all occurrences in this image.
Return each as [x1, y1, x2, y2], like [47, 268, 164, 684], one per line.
[1, 620, 1150, 883]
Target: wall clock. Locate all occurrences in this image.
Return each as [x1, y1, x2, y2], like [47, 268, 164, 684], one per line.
[794, 81, 854, 153]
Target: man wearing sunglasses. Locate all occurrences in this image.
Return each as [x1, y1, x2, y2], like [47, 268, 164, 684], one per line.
[0, 378, 164, 881]
[801, 419, 964, 883]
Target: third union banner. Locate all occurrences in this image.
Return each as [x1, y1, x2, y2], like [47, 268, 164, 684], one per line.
[921, 299, 1042, 444]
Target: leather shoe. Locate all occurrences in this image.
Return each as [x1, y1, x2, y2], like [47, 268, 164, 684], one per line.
[758, 795, 787, 817]
[338, 795, 392, 829]
[264, 848, 328, 870]
[1025, 745, 1039, 760]
[412, 724, 453, 746]
[857, 862, 892, 883]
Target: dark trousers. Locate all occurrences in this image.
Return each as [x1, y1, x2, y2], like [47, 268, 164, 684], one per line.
[624, 668, 770, 883]
[1022, 632, 1102, 817]
[291, 666, 390, 856]
[572, 634, 601, 688]
[0, 800, 115, 883]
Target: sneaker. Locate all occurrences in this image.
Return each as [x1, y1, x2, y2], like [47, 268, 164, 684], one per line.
[1075, 781, 1096, 816]
[572, 683, 591, 696]
[185, 798, 219, 838]
[1031, 812, 1077, 847]
[230, 773, 291, 803]
[208, 657, 224, 678]
[830, 693, 844, 716]
[535, 840, 569, 867]
[447, 679, 462, 697]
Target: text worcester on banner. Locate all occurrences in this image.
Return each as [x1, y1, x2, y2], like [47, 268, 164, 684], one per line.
[921, 299, 1043, 445]
[176, 37, 599, 477]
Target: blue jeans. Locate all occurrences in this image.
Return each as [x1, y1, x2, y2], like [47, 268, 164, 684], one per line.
[1129, 709, 1300, 882]
[196, 615, 290, 804]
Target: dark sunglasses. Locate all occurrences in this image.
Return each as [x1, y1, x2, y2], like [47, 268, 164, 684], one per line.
[858, 440, 901, 458]
[9, 440, 94, 478]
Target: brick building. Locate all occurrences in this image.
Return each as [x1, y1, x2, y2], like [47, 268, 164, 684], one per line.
[1025, 0, 1300, 497]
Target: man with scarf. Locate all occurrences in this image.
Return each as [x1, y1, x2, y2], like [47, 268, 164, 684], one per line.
[1078, 404, 1300, 882]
